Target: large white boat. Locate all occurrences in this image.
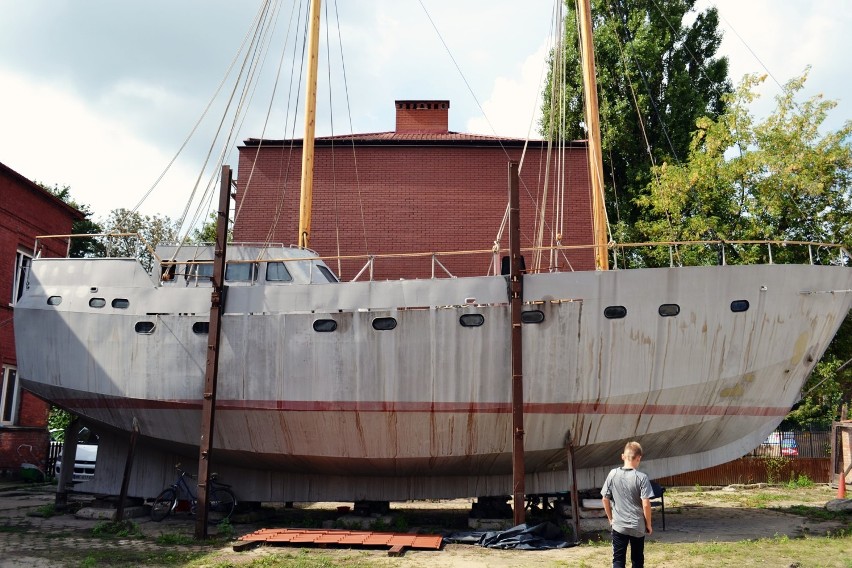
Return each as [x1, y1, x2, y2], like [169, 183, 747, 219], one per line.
[12, 0, 852, 504]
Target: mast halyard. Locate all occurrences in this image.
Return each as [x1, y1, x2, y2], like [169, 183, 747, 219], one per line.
[577, 0, 610, 270]
[298, 0, 322, 249]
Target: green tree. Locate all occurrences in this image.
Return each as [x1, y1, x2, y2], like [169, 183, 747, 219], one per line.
[542, 0, 731, 240]
[191, 211, 233, 244]
[40, 184, 104, 258]
[99, 208, 179, 273]
[639, 71, 852, 428]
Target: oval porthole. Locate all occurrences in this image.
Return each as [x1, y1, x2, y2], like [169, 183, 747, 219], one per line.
[658, 304, 680, 317]
[372, 317, 397, 331]
[604, 306, 627, 319]
[47, 296, 62, 306]
[134, 321, 155, 334]
[89, 298, 106, 308]
[313, 319, 338, 332]
[521, 310, 545, 324]
[460, 314, 485, 327]
[112, 298, 130, 309]
[192, 322, 209, 334]
[730, 300, 750, 313]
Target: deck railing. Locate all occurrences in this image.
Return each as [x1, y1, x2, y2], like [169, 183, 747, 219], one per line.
[32, 233, 850, 283]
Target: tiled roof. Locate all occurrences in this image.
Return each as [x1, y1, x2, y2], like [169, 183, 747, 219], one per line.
[244, 132, 585, 147]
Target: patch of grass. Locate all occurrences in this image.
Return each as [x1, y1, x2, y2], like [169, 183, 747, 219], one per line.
[216, 517, 235, 538]
[0, 522, 32, 533]
[785, 474, 815, 489]
[155, 531, 195, 545]
[77, 548, 209, 567]
[779, 504, 849, 522]
[91, 519, 143, 539]
[33, 503, 56, 518]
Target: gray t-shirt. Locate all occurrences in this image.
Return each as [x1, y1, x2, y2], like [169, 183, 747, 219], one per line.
[601, 467, 653, 538]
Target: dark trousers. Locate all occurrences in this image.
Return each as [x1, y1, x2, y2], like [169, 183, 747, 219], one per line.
[612, 529, 645, 568]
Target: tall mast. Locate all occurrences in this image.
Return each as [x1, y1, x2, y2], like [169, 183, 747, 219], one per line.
[577, 0, 609, 270]
[298, 0, 322, 249]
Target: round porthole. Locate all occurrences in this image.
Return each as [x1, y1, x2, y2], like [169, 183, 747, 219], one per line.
[192, 322, 210, 334]
[604, 306, 627, 319]
[521, 310, 545, 324]
[658, 304, 680, 317]
[730, 300, 750, 313]
[459, 314, 485, 327]
[372, 317, 397, 331]
[89, 298, 106, 308]
[313, 319, 338, 332]
[135, 321, 155, 334]
[47, 296, 62, 306]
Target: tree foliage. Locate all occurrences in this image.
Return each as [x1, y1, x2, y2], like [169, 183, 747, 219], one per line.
[542, 0, 731, 238]
[41, 184, 104, 258]
[99, 208, 179, 273]
[639, 71, 852, 428]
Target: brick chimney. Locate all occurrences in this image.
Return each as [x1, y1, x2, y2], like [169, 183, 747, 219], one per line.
[395, 100, 450, 133]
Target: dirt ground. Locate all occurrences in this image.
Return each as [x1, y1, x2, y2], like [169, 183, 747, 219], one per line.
[0, 482, 848, 567]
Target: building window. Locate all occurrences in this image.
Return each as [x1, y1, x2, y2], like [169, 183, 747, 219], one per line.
[11, 249, 32, 305]
[1, 367, 19, 425]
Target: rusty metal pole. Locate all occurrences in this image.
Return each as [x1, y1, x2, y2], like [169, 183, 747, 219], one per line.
[508, 161, 526, 526]
[195, 165, 231, 539]
[566, 432, 581, 543]
[115, 418, 140, 522]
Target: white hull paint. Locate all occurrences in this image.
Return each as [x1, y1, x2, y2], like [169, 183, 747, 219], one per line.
[14, 251, 852, 501]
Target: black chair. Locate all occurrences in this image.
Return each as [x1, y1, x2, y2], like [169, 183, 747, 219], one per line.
[649, 481, 666, 530]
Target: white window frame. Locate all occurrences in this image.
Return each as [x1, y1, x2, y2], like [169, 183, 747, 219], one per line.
[0, 366, 19, 426]
[11, 248, 33, 306]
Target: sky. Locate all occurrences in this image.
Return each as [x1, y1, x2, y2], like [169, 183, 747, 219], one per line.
[0, 0, 849, 233]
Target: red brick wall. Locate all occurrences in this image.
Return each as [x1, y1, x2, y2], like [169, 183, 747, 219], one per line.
[234, 142, 595, 281]
[395, 101, 449, 133]
[0, 162, 80, 477]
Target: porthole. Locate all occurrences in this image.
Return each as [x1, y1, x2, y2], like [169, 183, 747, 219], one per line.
[372, 317, 397, 331]
[89, 298, 106, 308]
[604, 306, 627, 319]
[521, 310, 545, 324]
[730, 300, 750, 313]
[112, 298, 130, 309]
[134, 321, 155, 334]
[658, 304, 680, 317]
[47, 296, 62, 306]
[313, 319, 338, 332]
[460, 314, 485, 327]
[192, 322, 209, 334]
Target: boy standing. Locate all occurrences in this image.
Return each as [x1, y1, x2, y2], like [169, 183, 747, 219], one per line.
[601, 441, 653, 567]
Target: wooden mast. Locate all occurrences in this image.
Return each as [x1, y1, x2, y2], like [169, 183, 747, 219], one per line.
[298, 0, 322, 249]
[577, 0, 609, 270]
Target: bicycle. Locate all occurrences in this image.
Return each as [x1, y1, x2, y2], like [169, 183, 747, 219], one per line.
[150, 464, 237, 523]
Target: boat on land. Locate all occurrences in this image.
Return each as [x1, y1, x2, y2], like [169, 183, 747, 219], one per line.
[13, 0, 852, 503]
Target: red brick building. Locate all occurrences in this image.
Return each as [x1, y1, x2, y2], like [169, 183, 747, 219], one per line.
[234, 100, 595, 280]
[0, 161, 83, 479]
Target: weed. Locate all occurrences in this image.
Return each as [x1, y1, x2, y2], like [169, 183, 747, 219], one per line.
[91, 519, 142, 538]
[392, 514, 409, 532]
[762, 456, 790, 484]
[33, 503, 56, 518]
[693, 483, 704, 494]
[785, 474, 814, 488]
[216, 517, 235, 538]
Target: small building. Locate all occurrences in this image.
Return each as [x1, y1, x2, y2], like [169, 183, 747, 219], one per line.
[0, 161, 83, 479]
[233, 100, 595, 280]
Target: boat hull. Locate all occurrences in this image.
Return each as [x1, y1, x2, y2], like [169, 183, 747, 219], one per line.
[14, 257, 852, 500]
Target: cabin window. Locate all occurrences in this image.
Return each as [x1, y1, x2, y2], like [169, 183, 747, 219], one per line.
[730, 300, 750, 313]
[160, 263, 177, 282]
[318, 265, 338, 283]
[658, 304, 680, 317]
[89, 298, 106, 308]
[192, 322, 209, 334]
[604, 306, 627, 319]
[225, 262, 255, 282]
[372, 317, 397, 331]
[313, 319, 338, 332]
[188, 262, 214, 280]
[134, 321, 155, 334]
[0, 366, 19, 425]
[459, 314, 485, 327]
[521, 310, 545, 324]
[266, 262, 293, 282]
[112, 298, 130, 309]
[47, 296, 62, 306]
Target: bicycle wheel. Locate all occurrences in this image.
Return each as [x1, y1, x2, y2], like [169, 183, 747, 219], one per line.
[150, 488, 177, 522]
[207, 487, 236, 523]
